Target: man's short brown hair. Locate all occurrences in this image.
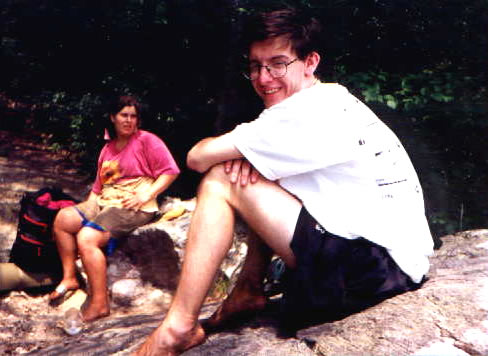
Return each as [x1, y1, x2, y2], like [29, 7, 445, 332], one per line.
[243, 8, 322, 60]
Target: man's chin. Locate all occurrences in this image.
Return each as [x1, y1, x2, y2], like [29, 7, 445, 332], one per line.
[263, 98, 281, 109]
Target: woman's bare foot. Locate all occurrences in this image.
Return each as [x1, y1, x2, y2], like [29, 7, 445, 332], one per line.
[203, 284, 267, 332]
[81, 298, 110, 322]
[49, 278, 80, 301]
[134, 322, 205, 356]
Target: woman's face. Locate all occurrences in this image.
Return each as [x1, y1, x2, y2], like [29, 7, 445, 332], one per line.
[111, 105, 138, 139]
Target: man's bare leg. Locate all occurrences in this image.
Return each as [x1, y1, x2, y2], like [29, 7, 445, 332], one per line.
[49, 207, 82, 300]
[135, 165, 237, 355]
[135, 164, 301, 355]
[203, 232, 272, 331]
[77, 227, 111, 322]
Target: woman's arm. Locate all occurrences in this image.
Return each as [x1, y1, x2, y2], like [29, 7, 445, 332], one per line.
[87, 191, 99, 202]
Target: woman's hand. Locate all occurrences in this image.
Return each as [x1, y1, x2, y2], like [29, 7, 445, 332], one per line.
[224, 159, 260, 186]
[121, 174, 178, 211]
[121, 191, 151, 211]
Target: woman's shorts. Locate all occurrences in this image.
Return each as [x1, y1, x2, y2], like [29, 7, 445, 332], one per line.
[75, 200, 156, 238]
[281, 207, 422, 328]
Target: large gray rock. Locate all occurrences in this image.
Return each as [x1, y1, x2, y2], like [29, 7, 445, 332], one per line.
[19, 229, 488, 355]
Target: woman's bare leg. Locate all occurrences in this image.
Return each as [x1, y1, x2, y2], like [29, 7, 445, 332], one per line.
[77, 227, 111, 321]
[49, 207, 83, 300]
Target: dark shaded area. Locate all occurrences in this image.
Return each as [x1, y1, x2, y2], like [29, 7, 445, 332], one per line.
[121, 229, 180, 290]
[0, 0, 487, 238]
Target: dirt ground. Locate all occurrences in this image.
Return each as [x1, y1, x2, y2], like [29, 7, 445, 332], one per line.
[0, 130, 87, 353]
[0, 129, 92, 251]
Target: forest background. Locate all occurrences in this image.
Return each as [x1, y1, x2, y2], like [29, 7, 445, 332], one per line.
[1, 0, 487, 243]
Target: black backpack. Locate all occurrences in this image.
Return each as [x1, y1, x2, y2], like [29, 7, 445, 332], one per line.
[9, 186, 78, 273]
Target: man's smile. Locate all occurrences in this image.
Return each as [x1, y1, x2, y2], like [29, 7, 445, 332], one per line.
[263, 87, 280, 95]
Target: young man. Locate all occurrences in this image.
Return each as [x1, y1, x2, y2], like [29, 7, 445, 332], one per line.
[135, 8, 433, 355]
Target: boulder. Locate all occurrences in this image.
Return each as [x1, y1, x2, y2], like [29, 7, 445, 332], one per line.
[21, 227, 488, 355]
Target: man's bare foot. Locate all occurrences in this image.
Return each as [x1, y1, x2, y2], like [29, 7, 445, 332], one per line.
[202, 286, 267, 332]
[133, 322, 205, 356]
[81, 299, 110, 322]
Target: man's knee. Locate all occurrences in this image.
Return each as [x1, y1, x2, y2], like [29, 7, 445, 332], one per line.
[198, 163, 283, 203]
[197, 164, 231, 197]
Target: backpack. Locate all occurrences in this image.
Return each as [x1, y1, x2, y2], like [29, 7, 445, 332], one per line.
[9, 186, 78, 273]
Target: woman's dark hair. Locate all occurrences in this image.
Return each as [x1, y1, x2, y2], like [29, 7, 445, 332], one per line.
[243, 8, 322, 60]
[106, 95, 143, 139]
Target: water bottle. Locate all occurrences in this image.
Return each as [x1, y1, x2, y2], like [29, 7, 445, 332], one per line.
[63, 307, 83, 335]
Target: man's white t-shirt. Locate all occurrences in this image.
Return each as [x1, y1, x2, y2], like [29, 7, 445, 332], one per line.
[229, 83, 433, 283]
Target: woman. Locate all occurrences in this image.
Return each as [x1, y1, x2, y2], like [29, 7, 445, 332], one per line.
[49, 95, 180, 322]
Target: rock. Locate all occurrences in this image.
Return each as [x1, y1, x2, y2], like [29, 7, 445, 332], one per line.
[60, 289, 88, 313]
[19, 229, 488, 355]
[111, 279, 142, 306]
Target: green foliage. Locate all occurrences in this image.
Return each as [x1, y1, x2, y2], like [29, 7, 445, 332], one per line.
[31, 91, 105, 170]
[429, 212, 459, 236]
[0, 0, 486, 235]
[334, 68, 477, 112]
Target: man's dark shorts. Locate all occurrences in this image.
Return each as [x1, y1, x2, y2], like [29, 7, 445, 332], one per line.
[281, 207, 423, 328]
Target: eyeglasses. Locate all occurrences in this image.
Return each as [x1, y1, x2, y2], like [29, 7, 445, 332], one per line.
[244, 58, 298, 81]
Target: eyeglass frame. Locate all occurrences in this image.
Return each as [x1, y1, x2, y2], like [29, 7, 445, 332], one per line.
[244, 58, 299, 81]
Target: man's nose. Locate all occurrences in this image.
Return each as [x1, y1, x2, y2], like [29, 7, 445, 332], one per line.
[257, 66, 273, 83]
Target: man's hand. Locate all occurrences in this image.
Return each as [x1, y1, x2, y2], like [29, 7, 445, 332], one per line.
[224, 159, 260, 186]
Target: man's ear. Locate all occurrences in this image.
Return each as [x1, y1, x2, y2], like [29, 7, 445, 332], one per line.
[305, 51, 320, 76]
[110, 115, 115, 123]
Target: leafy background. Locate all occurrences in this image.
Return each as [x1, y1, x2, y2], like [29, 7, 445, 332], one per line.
[1, 0, 487, 242]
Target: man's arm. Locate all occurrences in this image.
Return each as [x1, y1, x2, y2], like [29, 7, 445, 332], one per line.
[187, 133, 243, 173]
